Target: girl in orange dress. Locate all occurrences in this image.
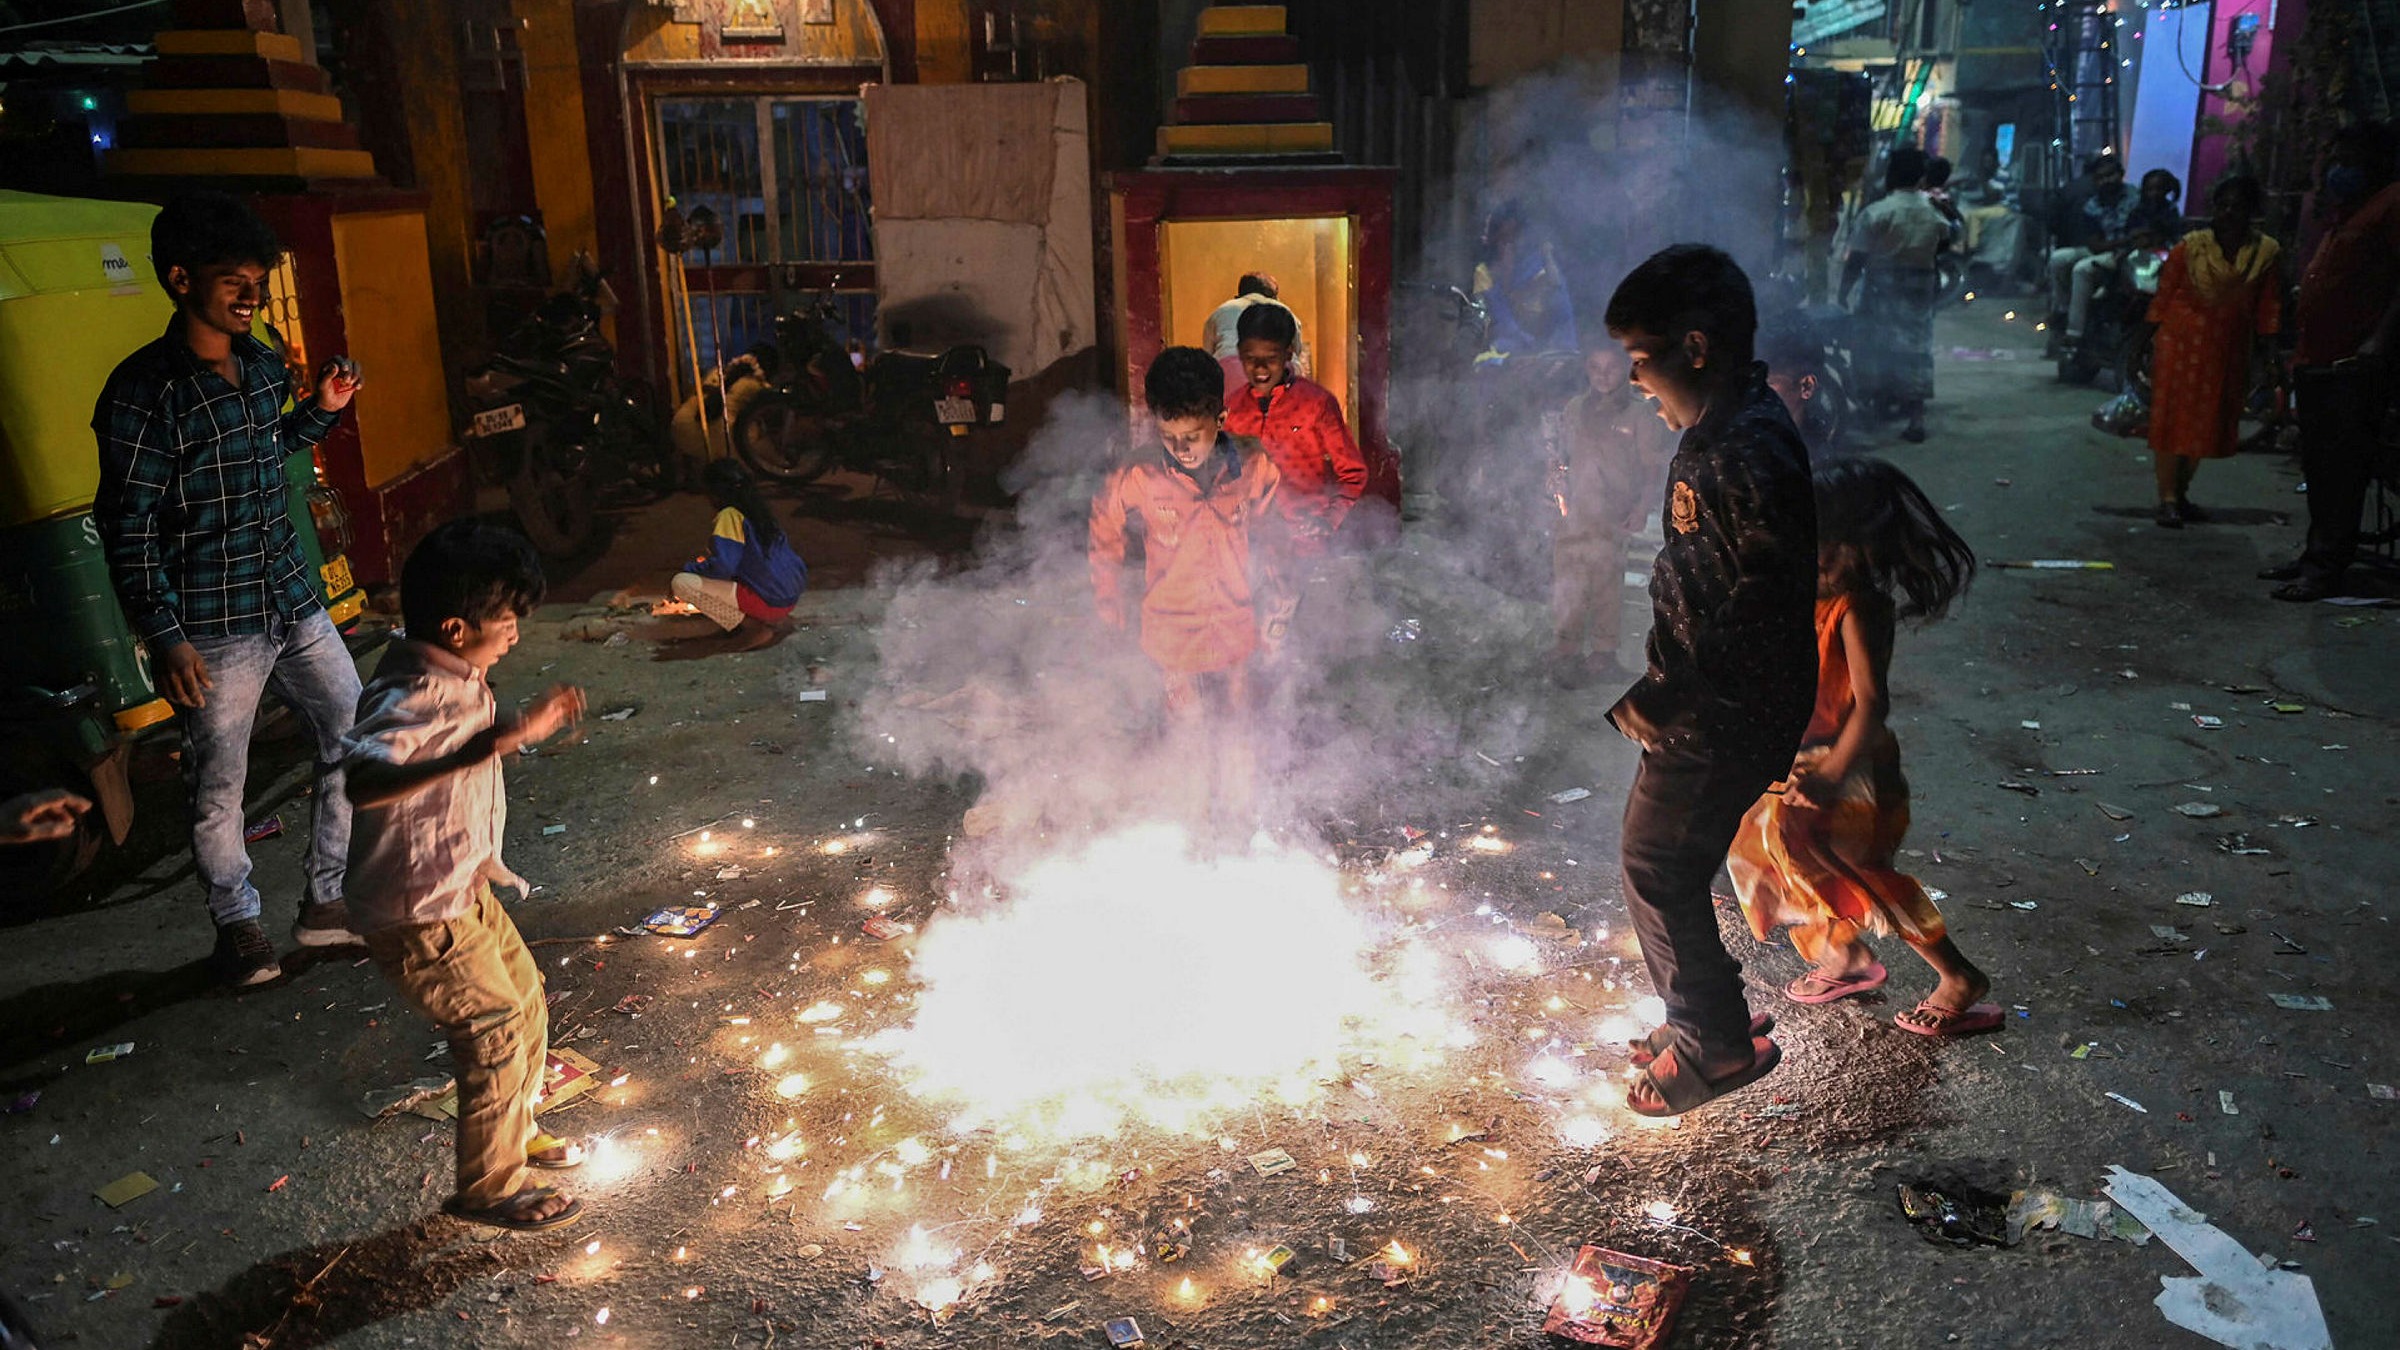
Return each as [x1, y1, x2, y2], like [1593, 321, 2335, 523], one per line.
[2146, 175, 2281, 529]
[1726, 458, 1997, 1036]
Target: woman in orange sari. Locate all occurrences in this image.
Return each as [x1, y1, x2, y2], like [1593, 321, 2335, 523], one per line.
[2146, 175, 2281, 528]
[1727, 458, 1997, 1036]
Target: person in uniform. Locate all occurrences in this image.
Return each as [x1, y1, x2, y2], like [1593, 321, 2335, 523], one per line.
[1600, 245, 1819, 1117]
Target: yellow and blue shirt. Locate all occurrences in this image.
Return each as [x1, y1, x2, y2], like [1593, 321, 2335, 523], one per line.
[684, 507, 806, 609]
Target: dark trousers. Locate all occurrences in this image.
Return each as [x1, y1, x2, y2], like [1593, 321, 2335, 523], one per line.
[1620, 747, 1777, 1065]
[2294, 366, 2381, 583]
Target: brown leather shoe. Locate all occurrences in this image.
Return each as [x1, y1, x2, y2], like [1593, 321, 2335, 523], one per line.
[293, 900, 362, 948]
[213, 920, 281, 987]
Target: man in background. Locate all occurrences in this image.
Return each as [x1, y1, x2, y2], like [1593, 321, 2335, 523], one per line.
[1202, 273, 1309, 389]
[2263, 122, 2400, 602]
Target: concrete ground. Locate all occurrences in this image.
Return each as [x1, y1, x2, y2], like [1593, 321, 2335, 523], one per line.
[0, 301, 2393, 1350]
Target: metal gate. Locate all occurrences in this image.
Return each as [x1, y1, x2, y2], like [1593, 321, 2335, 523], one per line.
[653, 96, 876, 394]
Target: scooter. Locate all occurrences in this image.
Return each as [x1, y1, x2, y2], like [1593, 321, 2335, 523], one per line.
[730, 298, 1009, 514]
[461, 257, 667, 558]
[2057, 245, 2169, 387]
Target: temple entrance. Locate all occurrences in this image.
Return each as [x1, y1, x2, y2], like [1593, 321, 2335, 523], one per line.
[1158, 215, 1355, 431]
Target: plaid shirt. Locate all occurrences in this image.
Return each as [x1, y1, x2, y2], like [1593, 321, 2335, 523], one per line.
[91, 318, 344, 650]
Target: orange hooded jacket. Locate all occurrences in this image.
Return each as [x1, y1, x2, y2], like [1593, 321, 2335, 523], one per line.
[1090, 436, 1283, 675]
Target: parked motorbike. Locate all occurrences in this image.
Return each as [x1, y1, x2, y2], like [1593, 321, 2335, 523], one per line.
[730, 298, 1010, 514]
[461, 256, 668, 558]
[2057, 245, 2169, 387]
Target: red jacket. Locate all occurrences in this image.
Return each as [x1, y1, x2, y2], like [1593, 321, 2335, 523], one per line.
[1224, 376, 1370, 551]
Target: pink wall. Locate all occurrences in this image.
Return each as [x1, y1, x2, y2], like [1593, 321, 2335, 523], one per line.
[2188, 0, 2303, 199]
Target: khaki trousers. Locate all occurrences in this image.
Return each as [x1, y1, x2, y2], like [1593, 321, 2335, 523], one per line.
[1552, 531, 1628, 663]
[367, 885, 548, 1208]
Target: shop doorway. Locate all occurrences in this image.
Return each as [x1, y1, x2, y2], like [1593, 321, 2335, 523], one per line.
[651, 95, 876, 396]
[1157, 215, 1356, 430]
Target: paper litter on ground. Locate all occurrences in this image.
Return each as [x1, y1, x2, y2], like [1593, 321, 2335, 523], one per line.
[96, 1171, 159, 1208]
[2103, 1165, 2332, 1350]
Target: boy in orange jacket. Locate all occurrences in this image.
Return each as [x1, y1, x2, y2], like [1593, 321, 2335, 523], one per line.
[1091, 346, 1283, 833]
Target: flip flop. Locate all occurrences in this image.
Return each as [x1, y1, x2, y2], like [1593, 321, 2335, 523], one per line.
[1628, 1013, 1774, 1068]
[1784, 962, 1888, 1005]
[527, 1133, 586, 1170]
[443, 1187, 584, 1233]
[1625, 1036, 1782, 1118]
[1894, 1000, 2005, 1038]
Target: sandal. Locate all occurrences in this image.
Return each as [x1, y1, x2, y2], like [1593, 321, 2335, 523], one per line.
[1894, 1000, 2004, 1038]
[528, 1133, 586, 1170]
[443, 1186, 583, 1232]
[2271, 576, 2336, 603]
[1628, 1012, 1773, 1068]
[1784, 963, 1887, 1005]
[1625, 1036, 1782, 1118]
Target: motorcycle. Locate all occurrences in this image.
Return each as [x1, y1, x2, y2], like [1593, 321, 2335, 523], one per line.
[461, 256, 668, 558]
[2058, 245, 2169, 388]
[730, 298, 1010, 514]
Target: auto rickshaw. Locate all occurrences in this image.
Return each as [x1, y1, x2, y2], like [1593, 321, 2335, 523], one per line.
[0, 189, 363, 900]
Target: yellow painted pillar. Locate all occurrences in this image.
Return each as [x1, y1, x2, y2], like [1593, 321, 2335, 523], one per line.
[377, 0, 480, 357]
[916, 0, 972, 83]
[513, 0, 600, 280]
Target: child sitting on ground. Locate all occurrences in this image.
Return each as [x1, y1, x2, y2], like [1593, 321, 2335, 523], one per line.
[660, 459, 806, 651]
[1090, 346, 1283, 836]
[1726, 457, 1997, 1036]
[345, 520, 589, 1231]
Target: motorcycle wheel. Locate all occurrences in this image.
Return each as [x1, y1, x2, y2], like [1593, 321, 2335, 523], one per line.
[734, 392, 842, 485]
[2056, 342, 2100, 385]
[915, 437, 966, 516]
[507, 425, 604, 559]
[603, 377, 674, 498]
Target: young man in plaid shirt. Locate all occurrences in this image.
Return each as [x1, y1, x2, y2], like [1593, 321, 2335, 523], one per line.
[92, 192, 365, 987]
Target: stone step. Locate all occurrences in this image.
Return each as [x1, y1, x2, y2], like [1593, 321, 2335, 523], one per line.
[1197, 5, 1288, 37]
[1172, 93, 1323, 124]
[116, 112, 360, 151]
[107, 144, 378, 180]
[146, 54, 334, 95]
[153, 28, 308, 62]
[1191, 34, 1302, 65]
[1176, 63, 1310, 97]
[1157, 121, 1334, 157]
[127, 86, 347, 121]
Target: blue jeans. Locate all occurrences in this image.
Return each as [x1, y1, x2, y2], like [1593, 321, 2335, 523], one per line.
[182, 609, 360, 926]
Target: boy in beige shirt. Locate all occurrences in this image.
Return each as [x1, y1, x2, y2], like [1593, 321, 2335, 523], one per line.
[345, 520, 587, 1231]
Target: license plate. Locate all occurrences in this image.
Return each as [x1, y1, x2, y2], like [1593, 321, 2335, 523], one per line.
[472, 403, 527, 437]
[987, 402, 1005, 424]
[320, 555, 354, 597]
[934, 396, 976, 425]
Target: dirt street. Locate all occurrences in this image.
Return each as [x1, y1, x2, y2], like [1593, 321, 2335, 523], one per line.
[1, 302, 2392, 1350]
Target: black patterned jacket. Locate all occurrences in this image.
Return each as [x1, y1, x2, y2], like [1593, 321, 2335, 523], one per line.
[1609, 365, 1818, 773]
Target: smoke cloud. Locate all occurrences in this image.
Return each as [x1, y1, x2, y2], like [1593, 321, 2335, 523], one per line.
[837, 66, 1802, 893]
